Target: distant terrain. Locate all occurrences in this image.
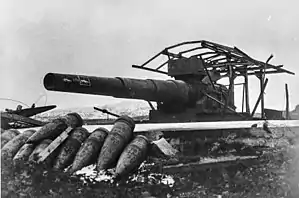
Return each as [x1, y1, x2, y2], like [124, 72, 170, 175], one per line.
[34, 100, 154, 121]
[34, 101, 299, 121]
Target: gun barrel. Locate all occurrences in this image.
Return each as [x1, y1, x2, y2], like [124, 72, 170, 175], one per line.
[44, 73, 194, 103]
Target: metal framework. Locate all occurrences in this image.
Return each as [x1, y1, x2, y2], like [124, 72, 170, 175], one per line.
[132, 40, 295, 119]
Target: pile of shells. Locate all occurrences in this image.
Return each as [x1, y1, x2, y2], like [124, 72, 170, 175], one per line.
[1, 113, 150, 178]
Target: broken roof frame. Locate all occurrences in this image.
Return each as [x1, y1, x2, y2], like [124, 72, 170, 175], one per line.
[132, 40, 295, 119]
[132, 40, 295, 77]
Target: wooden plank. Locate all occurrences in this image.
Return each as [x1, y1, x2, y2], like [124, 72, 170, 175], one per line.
[152, 138, 179, 157]
[19, 120, 299, 134]
[161, 156, 259, 174]
[37, 127, 73, 163]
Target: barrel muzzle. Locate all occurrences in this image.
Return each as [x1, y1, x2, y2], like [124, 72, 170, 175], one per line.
[44, 73, 56, 90]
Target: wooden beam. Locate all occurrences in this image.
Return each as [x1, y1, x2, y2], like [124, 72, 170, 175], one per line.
[229, 66, 235, 106]
[140, 51, 163, 67]
[19, 120, 299, 133]
[242, 83, 245, 113]
[160, 156, 259, 174]
[244, 69, 250, 113]
[165, 40, 204, 50]
[132, 65, 168, 75]
[251, 78, 269, 117]
[248, 70, 294, 76]
[155, 60, 169, 70]
[203, 92, 245, 119]
[260, 71, 265, 119]
[202, 54, 221, 61]
[179, 46, 204, 55]
[201, 56, 216, 90]
[37, 127, 73, 163]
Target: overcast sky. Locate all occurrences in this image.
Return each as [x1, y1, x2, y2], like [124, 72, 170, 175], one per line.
[0, 0, 298, 111]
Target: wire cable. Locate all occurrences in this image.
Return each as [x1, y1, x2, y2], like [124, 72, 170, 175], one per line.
[0, 98, 30, 108]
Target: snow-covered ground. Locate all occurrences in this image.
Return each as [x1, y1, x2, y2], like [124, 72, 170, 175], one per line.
[34, 100, 155, 121]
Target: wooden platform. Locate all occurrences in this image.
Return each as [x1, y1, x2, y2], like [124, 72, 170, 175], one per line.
[18, 120, 299, 133]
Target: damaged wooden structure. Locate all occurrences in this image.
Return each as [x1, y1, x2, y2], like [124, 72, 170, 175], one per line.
[1, 105, 56, 130]
[131, 40, 295, 121]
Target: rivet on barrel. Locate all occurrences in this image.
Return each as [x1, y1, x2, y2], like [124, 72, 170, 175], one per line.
[60, 112, 84, 128]
[53, 127, 89, 171]
[97, 116, 135, 171]
[26, 119, 68, 144]
[68, 127, 108, 174]
[1, 129, 20, 148]
[115, 135, 149, 177]
[1, 129, 36, 161]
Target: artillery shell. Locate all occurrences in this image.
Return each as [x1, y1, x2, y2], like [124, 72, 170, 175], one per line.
[115, 135, 149, 177]
[28, 139, 52, 163]
[97, 116, 135, 171]
[13, 143, 35, 166]
[60, 113, 83, 128]
[1, 129, 20, 148]
[26, 119, 68, 144]
[1, 129, 36, 160]
[53, 127, 89, 171]
[68, 127, 108, 174]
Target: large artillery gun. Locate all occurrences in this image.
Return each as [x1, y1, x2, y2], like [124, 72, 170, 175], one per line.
[43, 40, 294, 123]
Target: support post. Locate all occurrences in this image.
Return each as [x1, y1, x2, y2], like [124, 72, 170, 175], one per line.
[229, 66, 235, 106]
[244, 68, 250, 114]
[242, 83, 245, 113]
[285, 84, 290, 120]
[260, 55, 273, 119]
[223, 65, 235, 115]
[259, 72, 265, 119]
[251, 78, 269, 117]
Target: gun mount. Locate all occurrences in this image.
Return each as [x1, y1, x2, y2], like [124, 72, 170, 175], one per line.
[43, 40, 295, 123]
